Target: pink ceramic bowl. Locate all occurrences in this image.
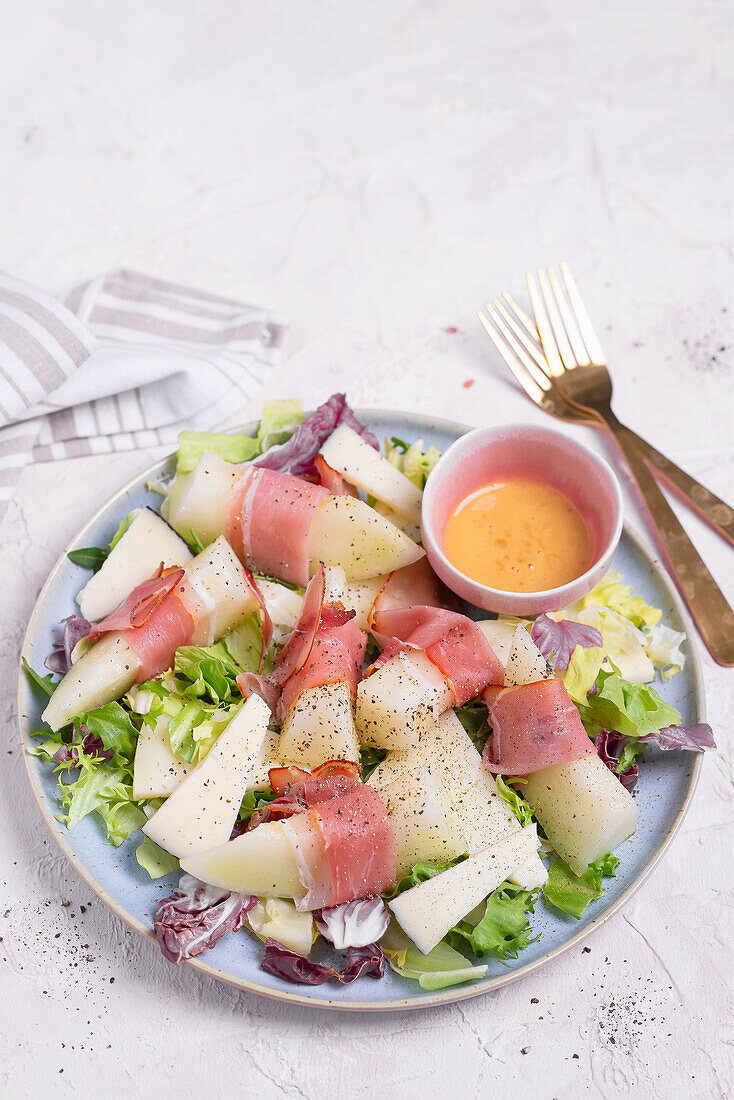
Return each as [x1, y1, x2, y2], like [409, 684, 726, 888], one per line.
[421, 423, 624, 616]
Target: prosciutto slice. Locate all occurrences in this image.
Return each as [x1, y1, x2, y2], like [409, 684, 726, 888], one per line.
[226, 467, 330, 586]
[483, 679, 594, 775]
[237, 565, 367, 720]
[248, 761, 363, 829]
[370, 605, 503, 705]
[314, 454, 359, 498]
[282, 784, 396, 911]
[88, 567, 196, 683]
[369, 557, 454, 628]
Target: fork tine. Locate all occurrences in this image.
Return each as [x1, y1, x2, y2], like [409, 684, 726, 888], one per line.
[501, 291, 538, 339]
[491, 299, 548, 371]
[486, 304, 554, 392]
[526, 272, 565, 376]
[560, 263, 606, 364]
[546, 266, 590, 366]
[477, 309, 549, 407]
[537, 267, 576, 368]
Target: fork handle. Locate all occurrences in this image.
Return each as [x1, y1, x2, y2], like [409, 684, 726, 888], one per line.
[625, 428, 734, 549]
[605, 413, 734, 666]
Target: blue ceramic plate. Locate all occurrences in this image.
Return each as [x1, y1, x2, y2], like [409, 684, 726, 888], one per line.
[18, 412, 705, 1011]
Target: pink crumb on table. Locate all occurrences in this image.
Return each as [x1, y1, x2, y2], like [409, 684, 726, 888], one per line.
[463, 379, 475, 388]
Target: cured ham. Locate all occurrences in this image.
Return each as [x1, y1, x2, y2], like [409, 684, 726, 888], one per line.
[368, 557, 454, 628]
[227, 467, 330, 586]
[282, 784, 397, 910]
[238, 565, 367, 723]
[314, 454, 359, 498]
[165, 453, 424, 583]
[483, 678, 595, 776]
[182, 771, 397, 913]
[248, 761, 362, 828]
[42, 538, 264, 731]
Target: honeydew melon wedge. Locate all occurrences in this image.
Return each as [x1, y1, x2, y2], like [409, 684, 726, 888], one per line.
[370, 711, 547, 889]
[278, 682, 360, 769]
[504, 625, 551, 686]
[369, 765, 466, 877]
[184, 536, 257, 644]
[143, 694, 270, 858]
[246, 724, 283, 792]
[77, 508, 193, 622]
[320, 424, 423, 524]
[476, 618, 523, 675]
[163, 453, 245, 545]
[42, 634, 141, 732]
[355, 650, 452, 750]
[523, 754, 638, 876]
[132, 716, 191, 800]
[308, 495, 424, 581]
[322, 565, 385, 632]
[372, 501, 422, 544]
[182, 819, 304, 898]
[388, 824, 540, 955]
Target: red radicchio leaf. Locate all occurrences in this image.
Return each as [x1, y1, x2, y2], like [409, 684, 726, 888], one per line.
[45, 614, 92, 676]
[314, 898, 390, 949]
[640, 723, 716, 752]
[254, 394, 379, 477]
[595, 729, 639, 791]
[53, 724, 114, 765]
[261, 940, 385, 985]
[155, 874, 257, 965]
[531, 614, 603, 672]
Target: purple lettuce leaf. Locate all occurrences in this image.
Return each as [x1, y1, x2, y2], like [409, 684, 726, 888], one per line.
[314, 897, 390, 949]
[45, 615, 91, 676]
[261, 940, 386, 986]
[155, 873, 257, 965]
[641, 723, 716, 752]
[254, 393, 379, 477]
[53, 724, 114, 765]
[531, 614, 603, 673]
[595, 729, 639, 791]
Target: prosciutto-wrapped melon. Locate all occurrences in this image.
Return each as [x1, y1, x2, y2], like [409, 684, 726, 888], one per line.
[319, 423, 423, 524]
[42, 537, 264, 731]
[356, 606, 504, 749]
[164, 455, 423, 584]
[238, 566, 367, 769]
[183, 765, 397, 910]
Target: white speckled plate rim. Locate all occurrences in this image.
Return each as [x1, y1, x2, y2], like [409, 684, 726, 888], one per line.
[17, 410, 705, 1012]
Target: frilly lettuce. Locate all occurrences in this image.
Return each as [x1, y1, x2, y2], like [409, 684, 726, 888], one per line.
[573, 570, 662, 630]
[570, 607, 654, 684]
[495, 776, 535, 827]
[446, 882, 539, 960]
[385, 436, 441, 489]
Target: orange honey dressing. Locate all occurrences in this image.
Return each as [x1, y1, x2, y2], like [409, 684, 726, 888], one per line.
[443, 477, 590, 593]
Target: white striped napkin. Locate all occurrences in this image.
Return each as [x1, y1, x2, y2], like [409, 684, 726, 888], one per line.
[0, 269, 286, 522]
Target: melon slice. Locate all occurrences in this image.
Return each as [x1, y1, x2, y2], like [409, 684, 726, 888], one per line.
[388, 825, 540, 954]
[355, 650, 452, 750]
[308, 495, 424, 581]
[143, 694, 270, 858]
[278, 682, 360, 769]
[369, 765, 466, 877]
[182, 819, 303, 898]
[77, 508, 192, 622]
[42, 633, 141, 732]
[523, 754, 638, 876]
[504, 626, 551, 686]
[132, 716, 191, 800]
[163, 453, 245, 545]
[320, 424, 423, 524]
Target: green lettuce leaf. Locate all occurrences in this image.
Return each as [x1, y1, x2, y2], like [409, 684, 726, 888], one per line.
[563, 645, 606, 706]
[173, 643, 243, 704]
[67, 546, 108, 571]
[495, 776, 535, 827]
[256, 399, 304, 451]
[454, 701, 490, 752]
[359, 746, 387, 781]
[544, 853, 620, 918]
[222, 613, 264, 673]
[574, 570, 662, 630]
[381, 921, 488, 990]
[175, 430, 260, 475]
[79, 701, 138, 762]
[446, 882, 539, 960]
[136, 836, 180, 879]
[576, 668, 681, 740]
[22, 657, 57, 698]
[382, 857, 467, 901]
[384, 436, 441, 489]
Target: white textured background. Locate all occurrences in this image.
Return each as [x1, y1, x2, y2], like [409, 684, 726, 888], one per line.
[1, 2, 733, 1096]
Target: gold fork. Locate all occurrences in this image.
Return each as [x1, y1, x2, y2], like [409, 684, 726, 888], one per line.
[478, 295, 734, 550]
[521, 264, 734, 667]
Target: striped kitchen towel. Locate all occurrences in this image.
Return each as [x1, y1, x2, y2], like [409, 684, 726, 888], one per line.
[0, 269, 286, 522]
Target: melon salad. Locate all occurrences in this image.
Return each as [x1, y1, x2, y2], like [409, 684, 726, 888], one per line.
[25, 395, 716, 991]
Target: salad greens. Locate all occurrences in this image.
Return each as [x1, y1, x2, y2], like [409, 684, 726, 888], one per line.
[495, 776, 535, 828]
[447, 883, 539, 960]
[382, 921, 488, 990]
[175, 399, 304, 475]
[544, 853, 620, 919]
[385, 436, 441, 489]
